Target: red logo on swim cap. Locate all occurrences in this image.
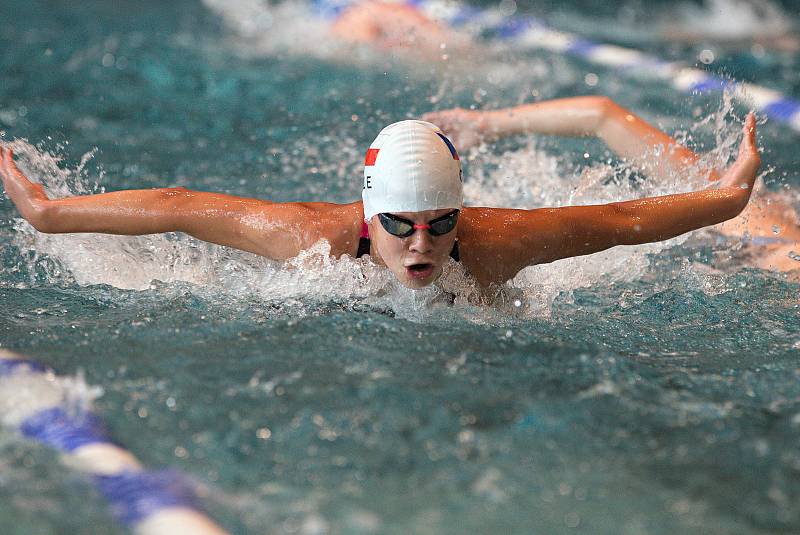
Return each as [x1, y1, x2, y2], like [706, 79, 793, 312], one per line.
[364, 148, 379, 166]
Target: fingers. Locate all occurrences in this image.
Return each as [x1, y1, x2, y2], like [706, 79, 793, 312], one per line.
[721, 113, 761, 190]
[741, 112, 757, 154]
[4, 147, 23, 179]
[1, 146, 15, 168]
[0, 146, 10, 181]
[1, 146, 31, 188]
[1, 146, 14, 181]
[738, 112, 760, 168]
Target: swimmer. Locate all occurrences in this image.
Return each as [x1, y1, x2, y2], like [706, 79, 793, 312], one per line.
[1, 107, 761, 289]
[425, 98, 797, 275]
[325, 0, 472, 60]
[330, 1, 470, 56]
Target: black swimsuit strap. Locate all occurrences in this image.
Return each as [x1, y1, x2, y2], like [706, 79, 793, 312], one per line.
[356, 236, 371, 259]
[450, 240, 460, 262]
[356, 238, 459, 261]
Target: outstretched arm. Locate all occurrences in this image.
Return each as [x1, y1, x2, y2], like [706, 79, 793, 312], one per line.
[0, 146, 352, 260]
[466, 114, 760, 283]
[423, 96, 704, 182]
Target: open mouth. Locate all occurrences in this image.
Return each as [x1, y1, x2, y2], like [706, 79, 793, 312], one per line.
[405, 263, 434, 279]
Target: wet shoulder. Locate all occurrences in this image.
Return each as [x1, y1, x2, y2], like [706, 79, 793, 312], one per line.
[457, 207, 528, 285]
[307, 200, 364, 257]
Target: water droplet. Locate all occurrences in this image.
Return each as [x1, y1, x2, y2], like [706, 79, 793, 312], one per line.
[698, 49, 715, 64]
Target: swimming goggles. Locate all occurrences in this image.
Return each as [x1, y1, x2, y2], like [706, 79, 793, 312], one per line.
[378, 210, 459, 238]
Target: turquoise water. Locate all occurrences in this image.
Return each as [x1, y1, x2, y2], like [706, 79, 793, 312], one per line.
[1, 0, 799, 533]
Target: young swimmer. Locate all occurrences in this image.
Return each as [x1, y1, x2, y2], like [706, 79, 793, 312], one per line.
[1, 104, 760, 289]
[424, 98, 798, 275]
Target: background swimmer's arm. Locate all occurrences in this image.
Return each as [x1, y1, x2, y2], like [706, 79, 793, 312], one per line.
[424, 97, 704, 182]
[0, 147, 343, 260]
[488, 115, 760, 279]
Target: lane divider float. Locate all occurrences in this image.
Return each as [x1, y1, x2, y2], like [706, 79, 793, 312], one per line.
[0, 349, 230, 535]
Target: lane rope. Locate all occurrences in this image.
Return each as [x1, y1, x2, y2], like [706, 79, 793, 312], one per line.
[0, 349, 230, 535]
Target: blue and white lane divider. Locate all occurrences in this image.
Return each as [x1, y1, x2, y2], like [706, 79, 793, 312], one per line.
[314, 0, 800, 132]
[0, 349, 230, 535]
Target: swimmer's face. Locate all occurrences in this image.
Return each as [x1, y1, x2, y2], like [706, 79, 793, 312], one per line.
[369, 208, 459, 289]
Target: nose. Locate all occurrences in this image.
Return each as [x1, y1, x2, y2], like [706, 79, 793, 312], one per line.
[407, 228, 434, 254]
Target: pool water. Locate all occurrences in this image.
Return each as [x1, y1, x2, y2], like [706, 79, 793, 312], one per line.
[1, 0, 799, 533]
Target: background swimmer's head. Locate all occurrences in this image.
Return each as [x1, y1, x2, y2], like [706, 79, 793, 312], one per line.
[362, 120, 463, 289]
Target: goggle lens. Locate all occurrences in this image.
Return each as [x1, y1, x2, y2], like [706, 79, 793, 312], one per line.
[429, 211, 459, 235]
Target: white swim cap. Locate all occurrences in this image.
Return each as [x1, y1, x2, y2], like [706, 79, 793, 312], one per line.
[362, 120, 462, 220]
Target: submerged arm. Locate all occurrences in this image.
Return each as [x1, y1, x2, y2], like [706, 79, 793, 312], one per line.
[0, 146, 339, 260]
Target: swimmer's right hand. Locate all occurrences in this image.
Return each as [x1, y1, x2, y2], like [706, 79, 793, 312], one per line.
[422, 108, 489, 151]
[0, 146, 52, 230]
[717, 113, 761, 195]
